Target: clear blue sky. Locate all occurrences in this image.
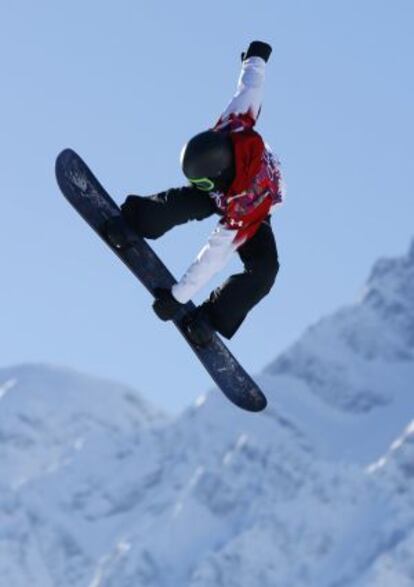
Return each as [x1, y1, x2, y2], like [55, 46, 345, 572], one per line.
[1, 0, 413, 413]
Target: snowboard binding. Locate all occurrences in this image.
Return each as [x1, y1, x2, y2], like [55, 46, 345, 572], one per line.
[103, 215, 135, 250]
[181, 307, 214, 348]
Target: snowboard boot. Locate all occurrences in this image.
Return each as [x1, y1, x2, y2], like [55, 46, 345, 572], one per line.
[181, 306, 214, 348]
[103, 215, 134, 250]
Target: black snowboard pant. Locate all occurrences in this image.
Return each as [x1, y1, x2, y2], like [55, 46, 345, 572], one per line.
[121, 187, 279, 339]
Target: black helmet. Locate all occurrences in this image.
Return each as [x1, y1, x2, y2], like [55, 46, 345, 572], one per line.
[180, 130, 235, 192]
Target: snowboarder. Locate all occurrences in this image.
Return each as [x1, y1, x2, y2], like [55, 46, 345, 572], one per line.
[108, 40, 284, 347]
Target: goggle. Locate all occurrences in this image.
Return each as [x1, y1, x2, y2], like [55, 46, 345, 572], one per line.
[189, 177, 215, 192]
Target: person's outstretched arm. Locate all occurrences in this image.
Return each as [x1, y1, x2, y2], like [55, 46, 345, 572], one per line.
[215, 40, 272, 131]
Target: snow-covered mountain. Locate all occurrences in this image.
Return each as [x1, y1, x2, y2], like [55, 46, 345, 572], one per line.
[1, 240, 414, 587]
[0, 365, 164, 490]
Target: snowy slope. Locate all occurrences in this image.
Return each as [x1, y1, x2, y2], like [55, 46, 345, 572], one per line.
[0, 364, 164, 489]
[1, 240, 414, 587]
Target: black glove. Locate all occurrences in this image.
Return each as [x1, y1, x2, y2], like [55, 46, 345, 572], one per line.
[241, 41, 272, 63]
[152, 288, 184, 321]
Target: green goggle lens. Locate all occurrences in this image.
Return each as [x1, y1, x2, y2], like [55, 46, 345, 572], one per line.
[189, 177, 215, 192]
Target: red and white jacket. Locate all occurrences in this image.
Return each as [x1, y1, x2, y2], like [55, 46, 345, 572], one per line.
[172, 56, 284, 304]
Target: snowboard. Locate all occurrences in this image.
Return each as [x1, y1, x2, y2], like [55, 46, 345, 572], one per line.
[55, 149, 267, 412]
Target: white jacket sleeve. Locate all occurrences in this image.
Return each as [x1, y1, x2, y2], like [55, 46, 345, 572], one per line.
[171, 223, 238, 304]
[217, 56, 267, 127]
